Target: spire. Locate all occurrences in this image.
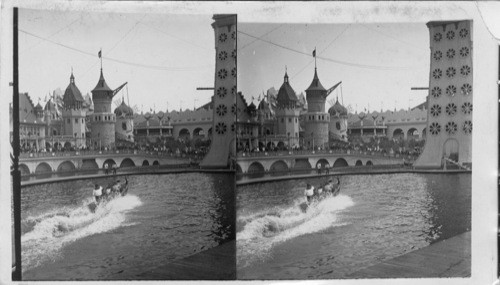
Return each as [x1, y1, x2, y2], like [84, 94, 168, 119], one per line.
[306, 67, 326, 92]
[92, 68, 112, 93]
[284, 66, 289, 83]
[70, 68, 75, 84]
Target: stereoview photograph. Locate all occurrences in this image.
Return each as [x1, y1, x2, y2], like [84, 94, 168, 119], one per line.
[10, 9, 236, 280]
[236, 21, 472, 279]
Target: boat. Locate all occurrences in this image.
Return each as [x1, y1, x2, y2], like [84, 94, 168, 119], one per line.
[88, 177, 129, 213]
[299, 181, 340, 212]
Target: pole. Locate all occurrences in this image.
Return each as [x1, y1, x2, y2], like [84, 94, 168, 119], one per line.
[12, 7, 22, 280]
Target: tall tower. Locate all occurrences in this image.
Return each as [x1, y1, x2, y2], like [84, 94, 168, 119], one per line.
[415, 20, 473, 169]
[304, 67, 330, 149]
[200, 14, 237, 168]
[90, 68, 116, 149]
[276, 70, 301, 146]
[62, 71, 87, 148]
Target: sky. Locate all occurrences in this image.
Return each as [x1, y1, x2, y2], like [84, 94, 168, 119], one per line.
[18, 9, 215, 113]
[238, 22, 430, 113]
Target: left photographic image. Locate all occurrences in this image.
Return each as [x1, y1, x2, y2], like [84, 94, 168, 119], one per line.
[11, 9, 236, 281]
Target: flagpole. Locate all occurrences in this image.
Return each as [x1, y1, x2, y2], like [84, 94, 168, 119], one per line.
[314, 46, 317, 69]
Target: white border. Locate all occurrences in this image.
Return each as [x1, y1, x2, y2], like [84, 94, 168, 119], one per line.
[1, 1, 498, 285]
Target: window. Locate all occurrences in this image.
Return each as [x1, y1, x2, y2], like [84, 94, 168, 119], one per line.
[122, 122, 127, 130]
[336, 122, 341, 130]
[281, 118, 284, 123]
[74, 133, 77, 137]
[75, 118, 78, 124]
[82, 118, 84, 123]
[67, 119, 70, 124]
[295, 118, 298, 123]
[288, 118, 292, 123]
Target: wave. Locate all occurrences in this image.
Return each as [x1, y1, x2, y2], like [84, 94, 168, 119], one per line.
[237, 194, 354, 267]
[21, 195, 142, 272]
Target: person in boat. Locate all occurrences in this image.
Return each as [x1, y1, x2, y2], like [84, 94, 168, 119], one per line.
[332, 177, 341, 196]
[93, 184, 103, 204]
[321, 179, 333, 195]
[304, 183, 315, 203]
[313, 185, 323, 202]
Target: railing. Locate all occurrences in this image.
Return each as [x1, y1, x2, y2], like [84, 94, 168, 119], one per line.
[19, 149, 204, 160]
[237, 149, 413, 160]
[21, 162, 199, 182]
[443, 157, 471, 171]
[236, 164, 412, 180]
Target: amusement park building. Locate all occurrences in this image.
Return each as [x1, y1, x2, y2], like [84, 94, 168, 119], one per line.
[347, 106, 428, 141]
[11, 68, 131, 151]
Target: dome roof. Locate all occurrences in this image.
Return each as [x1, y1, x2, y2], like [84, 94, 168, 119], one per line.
[328, 99, 348, 117]
[114, 99, 134, 117]
[276, 71, 298, 109]
[63, 72, 84, 107]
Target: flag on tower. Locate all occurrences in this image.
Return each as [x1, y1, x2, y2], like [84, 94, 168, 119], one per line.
[98, 50, 102, 58]
[312, 48, 316, 57]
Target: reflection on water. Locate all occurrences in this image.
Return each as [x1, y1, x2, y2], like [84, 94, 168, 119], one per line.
[20, 173, 235, 280]
[237, 173, 470, 279]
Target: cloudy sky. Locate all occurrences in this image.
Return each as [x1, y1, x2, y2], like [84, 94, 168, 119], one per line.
[18, 8, 215, 113]
[238, 22, 430, 113]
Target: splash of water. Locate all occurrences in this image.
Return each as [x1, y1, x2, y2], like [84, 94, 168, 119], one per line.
[237, 194, 354, 267]
[21, 195, 142, 272]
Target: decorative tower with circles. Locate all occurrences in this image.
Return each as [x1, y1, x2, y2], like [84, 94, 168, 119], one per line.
[200, 14, 237, 168]
[414, 20, 472, 169]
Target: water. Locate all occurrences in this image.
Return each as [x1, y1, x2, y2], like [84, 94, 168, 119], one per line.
[20, 173, 235, 280]
[236, 173, 471, 279]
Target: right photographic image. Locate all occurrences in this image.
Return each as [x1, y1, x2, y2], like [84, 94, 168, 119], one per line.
[235, 21, 472, 279]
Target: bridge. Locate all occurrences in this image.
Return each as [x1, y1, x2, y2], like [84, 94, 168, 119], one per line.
[18, 150, 190, 176]
[236, 149, 405, 174]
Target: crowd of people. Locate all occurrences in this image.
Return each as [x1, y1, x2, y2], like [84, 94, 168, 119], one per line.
[237, 136, 424, 160]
